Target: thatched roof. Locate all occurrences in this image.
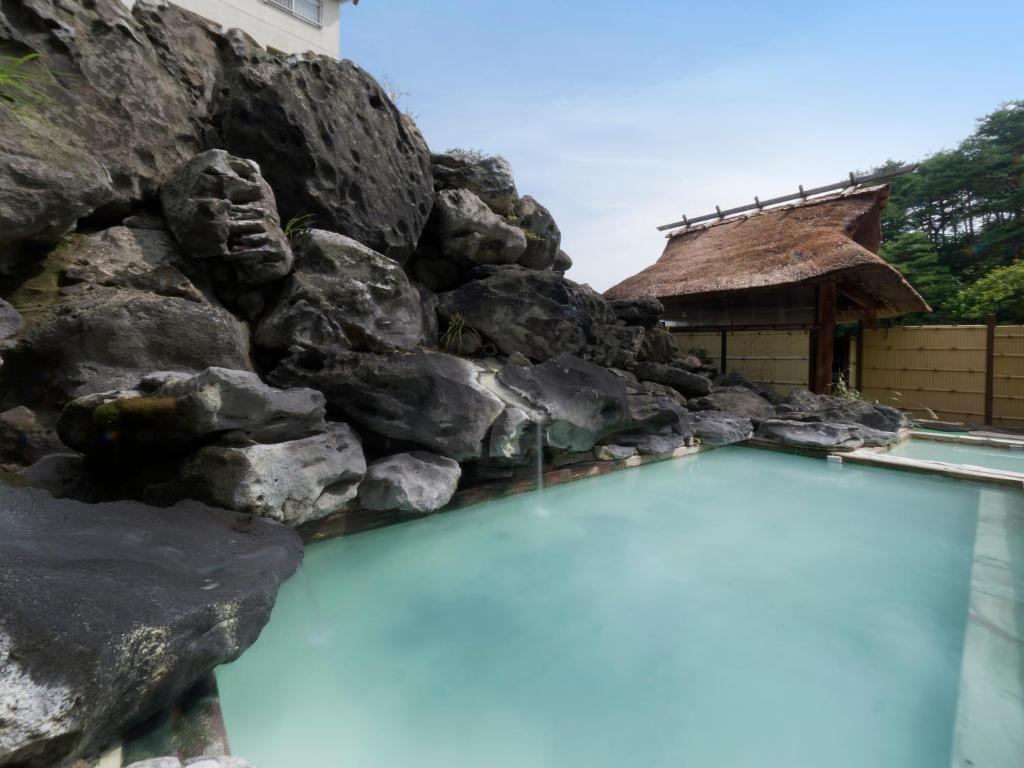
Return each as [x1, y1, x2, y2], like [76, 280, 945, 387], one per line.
[605, 185, 929, 319]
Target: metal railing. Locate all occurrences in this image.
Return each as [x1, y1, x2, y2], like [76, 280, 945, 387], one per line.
[267, 0, 323, 27]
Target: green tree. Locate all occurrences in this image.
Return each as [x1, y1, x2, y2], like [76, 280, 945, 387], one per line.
[879, 232, 960, 320]
[954, 261, 1024, 323]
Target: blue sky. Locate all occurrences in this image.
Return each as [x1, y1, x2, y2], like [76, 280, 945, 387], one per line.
[343, 0, 1023, 291]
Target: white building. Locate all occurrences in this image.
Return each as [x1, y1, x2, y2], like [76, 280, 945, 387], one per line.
[127, 0, 352, 58]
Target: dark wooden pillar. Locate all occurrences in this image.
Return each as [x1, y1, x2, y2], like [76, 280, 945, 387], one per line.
[855, 320, 865, 392]
[719, 330, 728, 376]
[984, 314, 996, 425]
[812, 281, 836, 394]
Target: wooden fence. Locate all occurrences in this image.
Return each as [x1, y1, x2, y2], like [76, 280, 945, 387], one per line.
[859, 323, 1024, 427]
[671, 322, 1024, 427]
[672, 330, 810, 397]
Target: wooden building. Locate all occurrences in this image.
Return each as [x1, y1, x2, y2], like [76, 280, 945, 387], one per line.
[605, 185, 930, 393]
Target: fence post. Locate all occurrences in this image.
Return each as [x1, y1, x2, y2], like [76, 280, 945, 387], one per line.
[855, 321, 864, 392]
[719, 330, 728, 376]
[984, 315, 996, 425]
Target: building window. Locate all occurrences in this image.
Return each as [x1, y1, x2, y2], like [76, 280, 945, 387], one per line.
[267, 0, 323, 27]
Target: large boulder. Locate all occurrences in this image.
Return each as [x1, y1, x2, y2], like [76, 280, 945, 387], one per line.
[607, 298, 664, 329]
[0, 486, 301, 766]
[58, 368, 326, 456]
[552, 249, 573, 274]
[269, 349, 506, 461]
[0, 228, 252, 411]
[637, 327, 680, 363]
[430, 189, 528, 266]
[160, 150, 293, 284]
[782, 389, 911, 433]
[755, 420, 866, 451]
[358, 451, 462, 515]
[437, 266, 643, 367]
[0, 0, 203, 250]
[513, 195, 561, 270]
[496, 355, 632, 452]
[690, 411, 754, 446]
[430, 151, 518, 215]
[212, 32, 433, 262]
[256, 230, 425, 356]
[689, 386, 776, 424]
[632, 361, 712, 398]
[145, 423, 366, 526]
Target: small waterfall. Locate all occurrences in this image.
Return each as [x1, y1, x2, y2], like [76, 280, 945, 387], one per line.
[536, 421, 545, 499]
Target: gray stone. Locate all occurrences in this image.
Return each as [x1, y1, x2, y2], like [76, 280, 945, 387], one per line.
[160, 149, 293, 284]
[608, 427, 690, 456]
[552, 451, 597, 468]
[437, 266, 642, 367]
[1, 228, 253, 412]
[126, 759, 184, 768]
[432, 189, 527, 265]
[488, 407, 534, 463]
[358, 452, 461, 514]
[690, 411, 754, 446]
[0, 0, 203, 250]
[0, 407, 63, 466]
[431, 151, 518, 215]
[212, 32, 434, 263]
[690, 387, 776, 424]
[0, 300, 22, 341]
[783, 389, 911, 433]
[607, 298, 664, 329]
[637, 327, 679, 363]
[552, 249, 573, 274]
[269, 349, 506, 461]
[0, 487, 301, 766]
[184, 758, 255, 768]
[255, 230, 425, 355]
[755, 419, 866, 451]
[513, 195, 561, 270]
[20, 453, 96, 501]
[147, 423, 365, 526]
[594, 444, 637, 461]
[497, 355, 632, 452]
[632, 362, 712, 398]
[58, 368, 326, 455]
[715, 371, 783, 405]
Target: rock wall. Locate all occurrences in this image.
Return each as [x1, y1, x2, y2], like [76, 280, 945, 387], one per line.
[0, 2, 913, 766]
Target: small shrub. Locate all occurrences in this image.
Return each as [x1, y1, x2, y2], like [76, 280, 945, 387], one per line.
[284, 212, 316, 244]
[440, 311, 481, 355]
[687, 346, 712, 365]
[0, 53, 49, 118]
[446, 147, 488, 163]
[524, 230, 546, 242]
[829, 373, 860, 401]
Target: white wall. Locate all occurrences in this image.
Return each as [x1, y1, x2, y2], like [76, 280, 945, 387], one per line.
[122, 0, 343, 58]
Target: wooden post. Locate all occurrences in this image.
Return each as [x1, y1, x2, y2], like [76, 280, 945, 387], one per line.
[984, 314, 996, 425]
[812, 281, 836, 394]
[855, 320, 865, 392]
[719, 330, 728, 376]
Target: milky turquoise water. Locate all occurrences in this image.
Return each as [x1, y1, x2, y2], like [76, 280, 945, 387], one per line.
[217, 448, 992, 768]
[889, 438, 1024, 474]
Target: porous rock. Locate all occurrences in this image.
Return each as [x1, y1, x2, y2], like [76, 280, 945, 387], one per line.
[432, 189, 528, 265]
[213, 32, 434, 262]
[358, 452, 462, 514]
[0, 487, 301, 766]
[689, 386, 776, 424]
[690, 411, 754, 446]
[255, 230, 425, 355]
[58, 368, 326, 456]
[269, 349, 506, 461]
[607, 298, 664, 329]
[632, 361, 712, 398]
[145, 423, 365, 526]
[755, 420, 866, 451]
[160, 149, 293, 283]
[513, 195, 561, 270]
[438, 266, 642, 367]
[430, 151, 518, 215]
[637, 327, 680, 363]
[0, 407, 63, 466]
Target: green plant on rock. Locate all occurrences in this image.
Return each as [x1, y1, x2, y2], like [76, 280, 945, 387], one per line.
[524, 230, 546, 242]
[447, 147, 488, 162]
[829, 372, 861, 401]
[0, 53, 50, 119]
[284, 212, 316, 244]
[440, 311, 481, 355]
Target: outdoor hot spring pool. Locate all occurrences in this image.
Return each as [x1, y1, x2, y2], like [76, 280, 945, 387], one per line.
[216, 447, 1014, 768]
[887, 436, 1024, 475]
